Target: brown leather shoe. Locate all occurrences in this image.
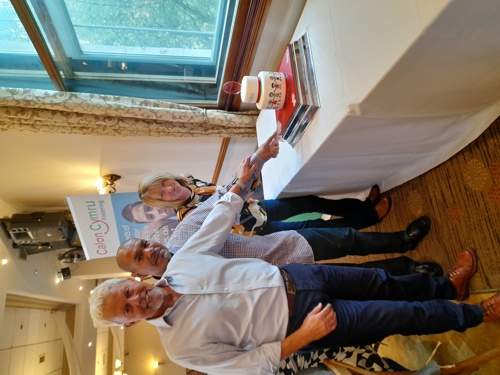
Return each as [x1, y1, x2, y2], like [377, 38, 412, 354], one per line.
[375, 196, 392, 221]
[480, 292, 500, 322]
[447, 248, 478, 301]
[367, 185, 380, 204]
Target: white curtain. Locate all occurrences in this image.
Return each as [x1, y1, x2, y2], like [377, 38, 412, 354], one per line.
[51, 310, 82, 375]
[109, 326, 124, 367]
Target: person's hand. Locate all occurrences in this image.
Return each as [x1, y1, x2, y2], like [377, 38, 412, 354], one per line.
[235, 156, 257, 184]
[279, 302, 337, 360]
[256, 131, 280, 161]
[299, 303, 337, 342]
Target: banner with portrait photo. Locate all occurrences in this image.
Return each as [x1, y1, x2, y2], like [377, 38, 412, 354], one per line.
[67, 192, 179, 259]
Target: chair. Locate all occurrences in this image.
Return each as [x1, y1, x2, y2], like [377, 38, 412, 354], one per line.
[322, 346, 500, 375]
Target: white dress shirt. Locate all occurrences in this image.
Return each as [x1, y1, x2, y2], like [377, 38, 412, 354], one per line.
[147, 192, 289, 375]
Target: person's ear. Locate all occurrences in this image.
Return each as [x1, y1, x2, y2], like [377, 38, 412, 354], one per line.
[124, 321, 139, 328]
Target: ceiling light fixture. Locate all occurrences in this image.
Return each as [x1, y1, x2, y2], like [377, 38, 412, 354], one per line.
[96, 174, 121, 194]
[57, 267, 72, 282]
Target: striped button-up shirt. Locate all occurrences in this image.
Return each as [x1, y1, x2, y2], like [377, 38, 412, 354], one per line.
[166, 152, 315, 265]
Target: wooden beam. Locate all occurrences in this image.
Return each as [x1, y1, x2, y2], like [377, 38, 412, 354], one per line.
[219, 0, 272, 111]
[10, 0, 67, 91]
[6, 293, 74, 311]
[212, 137, 231, 184]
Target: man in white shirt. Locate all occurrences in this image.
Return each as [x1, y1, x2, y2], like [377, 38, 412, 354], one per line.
[89, 159, 500, 375]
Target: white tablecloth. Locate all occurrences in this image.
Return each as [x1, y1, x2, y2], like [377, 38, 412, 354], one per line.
[257, 0, 500, 199]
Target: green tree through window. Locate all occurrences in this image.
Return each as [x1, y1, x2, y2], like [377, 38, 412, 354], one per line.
[0, 0, 237, 102]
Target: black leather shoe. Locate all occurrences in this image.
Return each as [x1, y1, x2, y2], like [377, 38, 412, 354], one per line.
[413, 261, 443, 277]
[405, 216, 431, 250]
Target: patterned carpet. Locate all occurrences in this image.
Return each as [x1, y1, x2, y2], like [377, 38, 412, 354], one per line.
[344, 116, 500, 294]
[358, 116, 500, 375]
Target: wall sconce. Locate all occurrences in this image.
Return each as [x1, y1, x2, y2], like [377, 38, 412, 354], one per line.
[96, 174, 121, 194]
[153, 361, 165, 368]
[114, 359, 128, 375]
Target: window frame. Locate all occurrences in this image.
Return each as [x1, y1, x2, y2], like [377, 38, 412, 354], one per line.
[7, 0, 271, 108]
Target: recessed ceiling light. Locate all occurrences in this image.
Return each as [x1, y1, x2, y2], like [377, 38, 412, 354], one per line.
[1, 259, 8, 266]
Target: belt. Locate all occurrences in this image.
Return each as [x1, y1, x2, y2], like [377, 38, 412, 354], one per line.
[279, 268, 296, 318]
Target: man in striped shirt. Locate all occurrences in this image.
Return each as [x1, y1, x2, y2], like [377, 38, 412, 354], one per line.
[117, 133, 431, 276]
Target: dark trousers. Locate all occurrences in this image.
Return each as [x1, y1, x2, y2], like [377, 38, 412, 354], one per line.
[282, 263, 483, 350]
[296, 227, 410, 261]
[259, 195, 378, 234]
[332, 255, 418, 276]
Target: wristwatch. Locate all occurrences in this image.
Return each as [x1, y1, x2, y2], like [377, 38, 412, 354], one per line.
[231, 177, 246, 189]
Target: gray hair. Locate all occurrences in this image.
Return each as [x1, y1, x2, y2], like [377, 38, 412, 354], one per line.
[88, 278, 127, 327]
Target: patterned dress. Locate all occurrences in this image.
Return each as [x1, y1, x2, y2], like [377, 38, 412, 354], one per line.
[277, 346, 391, 375]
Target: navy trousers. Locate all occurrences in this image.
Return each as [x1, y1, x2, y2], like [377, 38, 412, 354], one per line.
[282, 263, 484, 350]
[331, 255, 421, 276]
[296, 227, 410, 261]
[259, 195, 378, 234]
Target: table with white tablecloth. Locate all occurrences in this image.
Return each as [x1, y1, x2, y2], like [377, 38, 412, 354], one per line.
[257, 0, 500, 199]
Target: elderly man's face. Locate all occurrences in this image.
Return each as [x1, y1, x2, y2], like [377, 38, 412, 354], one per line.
[101, 279, 168, 326]
[116, 239, 171, 278]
